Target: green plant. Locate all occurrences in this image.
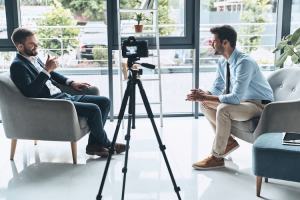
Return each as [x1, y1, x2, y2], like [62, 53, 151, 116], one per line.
[273, 27, 300, 67]
[239, 0, 271, 53]
[92, 45, 108, 64]
[134, 13, 145, 25]
[36, 0, 79, 56]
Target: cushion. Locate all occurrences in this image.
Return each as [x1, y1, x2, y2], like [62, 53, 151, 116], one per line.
[253, 132, 300, 182]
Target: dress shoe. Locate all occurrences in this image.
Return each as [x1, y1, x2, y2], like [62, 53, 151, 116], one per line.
[86, 144, 109, 157]
[192, 155, 225, 170]
[114, 143, 126, 154]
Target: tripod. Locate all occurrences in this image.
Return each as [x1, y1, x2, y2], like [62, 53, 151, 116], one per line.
[96, 65, 181, 200]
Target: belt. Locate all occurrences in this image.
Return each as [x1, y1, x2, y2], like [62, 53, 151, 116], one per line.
[261, 100, 271, 104]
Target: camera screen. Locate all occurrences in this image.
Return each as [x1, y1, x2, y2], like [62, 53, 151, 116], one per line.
[122, 37, 149, 58]
[126, 46, 138, 56]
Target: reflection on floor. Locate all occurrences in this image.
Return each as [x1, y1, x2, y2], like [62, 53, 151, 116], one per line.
[0, 117, 299, 200]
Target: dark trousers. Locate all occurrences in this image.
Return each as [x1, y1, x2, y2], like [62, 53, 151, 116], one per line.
[54, 93, 111, 147]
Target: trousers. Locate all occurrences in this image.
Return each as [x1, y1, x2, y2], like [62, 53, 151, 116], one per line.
[200, 100, 264, 157]
[54, 93, 111, 147]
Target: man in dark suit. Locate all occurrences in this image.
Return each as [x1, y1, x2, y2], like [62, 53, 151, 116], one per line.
[10, 27, 125, 157]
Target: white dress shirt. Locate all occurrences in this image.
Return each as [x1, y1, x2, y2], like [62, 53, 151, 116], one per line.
[22, 54, 62, 96]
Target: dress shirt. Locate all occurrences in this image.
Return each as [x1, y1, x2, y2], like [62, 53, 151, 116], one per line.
[21, 54, 62, 96]
[209, 49, 274, 104]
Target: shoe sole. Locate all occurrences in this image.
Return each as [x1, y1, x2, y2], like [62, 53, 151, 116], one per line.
[86, 151, 109, 157]
[192, 164, 225, 170]
[222, 144, 240, 157]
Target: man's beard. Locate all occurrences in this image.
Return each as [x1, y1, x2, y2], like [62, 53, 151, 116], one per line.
[23, 47, 38, 56]
[213, 47, 223, 55]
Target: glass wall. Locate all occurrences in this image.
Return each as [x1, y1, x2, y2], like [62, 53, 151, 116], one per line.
[199, 0, 278, 93]
[18, 0, 108, 69]
[119, 0, 185, 37]
[291, 0, 300, 32]
[0, 0, 296, 117]
[113, 48, 193, 115]
[0, 0, 7, 39]
[16, 0, 110, 97]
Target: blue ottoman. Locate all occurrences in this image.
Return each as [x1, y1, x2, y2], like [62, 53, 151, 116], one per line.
[253, 132, 300, 197]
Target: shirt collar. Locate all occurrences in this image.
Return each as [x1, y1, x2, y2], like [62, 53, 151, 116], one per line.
[19, 53, 38, 63]
[227, 48, 238, 65]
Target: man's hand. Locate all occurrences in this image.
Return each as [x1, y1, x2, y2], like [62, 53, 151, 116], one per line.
[186, 89, 207, 102]
[44, 55, 59, 73]
[70, 81, 91, 91]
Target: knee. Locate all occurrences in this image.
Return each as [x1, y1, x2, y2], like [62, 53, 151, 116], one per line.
[216, 103, 231, 115]
[200, 102, 212, 114]
[90, 104, 101, 114]
[103, 97, 111, 109]
[95, 96, 110, 109]
[200, 102, 207, 111]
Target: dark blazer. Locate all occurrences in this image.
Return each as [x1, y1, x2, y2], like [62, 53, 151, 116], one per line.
[10, 53, 68, 98]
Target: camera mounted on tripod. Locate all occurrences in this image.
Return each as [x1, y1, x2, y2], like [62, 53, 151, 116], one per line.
[122, 36, 155, 77]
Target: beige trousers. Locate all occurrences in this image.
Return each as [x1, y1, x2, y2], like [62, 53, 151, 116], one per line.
[200, 101, 265, 157]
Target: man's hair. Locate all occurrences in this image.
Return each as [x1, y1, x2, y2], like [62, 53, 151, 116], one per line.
[210, 25, 237, 48]
[11, 28, 35, 45]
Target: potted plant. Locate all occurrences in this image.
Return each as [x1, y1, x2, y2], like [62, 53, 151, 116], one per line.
[273, 27, 300, 67]
[134, 13, 145, 33]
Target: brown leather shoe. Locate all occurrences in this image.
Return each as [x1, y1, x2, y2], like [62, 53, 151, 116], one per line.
[223, 137, 240, 157]
[114, 143, 126, 154]
[192, 155, 224, 170]
[86, 145, 109, 157]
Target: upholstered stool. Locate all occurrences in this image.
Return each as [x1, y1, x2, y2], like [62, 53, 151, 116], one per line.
[253, 132, 300, 197]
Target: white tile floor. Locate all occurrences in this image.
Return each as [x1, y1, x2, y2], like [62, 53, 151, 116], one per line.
[0, 117, 300, 200]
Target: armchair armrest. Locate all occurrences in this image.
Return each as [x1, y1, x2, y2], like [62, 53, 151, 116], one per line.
[254, 100, 300, 139]
[4, 97, 83, 141]
[56, 83, 99, 96]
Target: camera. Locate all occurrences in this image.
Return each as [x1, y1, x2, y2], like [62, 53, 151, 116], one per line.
[122, 36, 148, 58]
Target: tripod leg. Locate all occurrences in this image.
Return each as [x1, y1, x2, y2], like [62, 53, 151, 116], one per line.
[132, 80, 136, 129]
[96, 80, 132, 200]
[137, 80, 182, 200]
[121, 82, 135, 200]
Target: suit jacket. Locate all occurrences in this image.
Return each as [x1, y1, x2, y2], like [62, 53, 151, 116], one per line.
[10, 53, 68, 98]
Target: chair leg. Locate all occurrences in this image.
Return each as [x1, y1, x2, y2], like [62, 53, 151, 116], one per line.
[10, 139, 17, 160]
[256, 176, 263, 197]
[265, 177, 268, 183]
[71, 142, 77, 164]
[34, 140, 37, 145]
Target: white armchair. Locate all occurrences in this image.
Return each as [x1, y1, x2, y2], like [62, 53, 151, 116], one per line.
[0, 72, 100, 164]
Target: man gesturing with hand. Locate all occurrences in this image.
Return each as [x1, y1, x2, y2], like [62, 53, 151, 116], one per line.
[10, 28, 125, 157]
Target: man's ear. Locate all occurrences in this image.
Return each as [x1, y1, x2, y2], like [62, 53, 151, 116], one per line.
[222, 40, 228, 46]
[16, 43, 23, 51]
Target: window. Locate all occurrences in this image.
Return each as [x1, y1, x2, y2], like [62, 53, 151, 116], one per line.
[113, 0, 193, 48]
[0, 0, 7, 39]
[19, 0, 108, 70]
[291, 0, 300, 32]
[17, 0, 110, 100]
[198, 0, 278, 95]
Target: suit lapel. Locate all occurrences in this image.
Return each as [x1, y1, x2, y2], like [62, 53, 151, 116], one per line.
[16, 53, 39, 75]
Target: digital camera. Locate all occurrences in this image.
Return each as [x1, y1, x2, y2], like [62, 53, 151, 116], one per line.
[122, 36, 148, 58]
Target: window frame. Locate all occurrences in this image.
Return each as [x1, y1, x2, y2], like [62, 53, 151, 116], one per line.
[109, 0, 195, 50]
[0, 0, 19, 51]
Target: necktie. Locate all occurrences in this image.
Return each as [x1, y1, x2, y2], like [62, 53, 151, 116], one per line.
[225, 62, 230, 94]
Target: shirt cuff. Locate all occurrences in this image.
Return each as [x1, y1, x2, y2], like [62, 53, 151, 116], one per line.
[218, 94, 226, 103]
[66, 79, 74, 86]
[41, 69, 50, 78]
